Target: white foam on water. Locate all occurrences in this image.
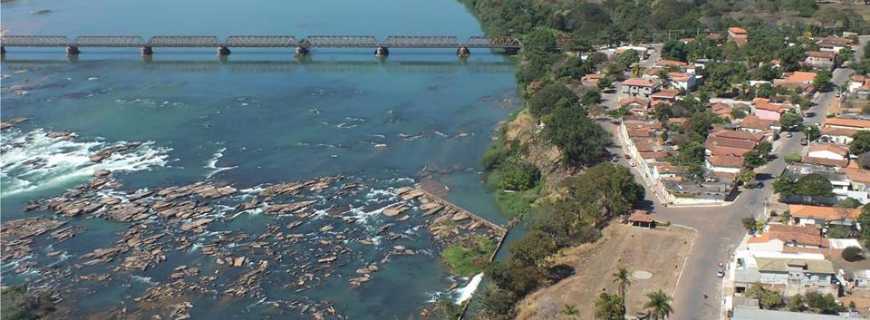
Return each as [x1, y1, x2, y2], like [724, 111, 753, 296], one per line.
[0, 129, 170, 198]
[204, 147, 237, 179]
[131, 275, 158, 286]
[454, 273, 484, 304]
[347, 204, 390, 225]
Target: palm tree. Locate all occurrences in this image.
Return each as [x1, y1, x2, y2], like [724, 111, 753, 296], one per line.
[644, 290, 673, 320]
[595, 292, 624, 320]
[612, 267, 632, 299]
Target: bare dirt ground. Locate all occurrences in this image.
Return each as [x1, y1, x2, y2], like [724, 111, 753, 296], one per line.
[515, 223, 696, 320]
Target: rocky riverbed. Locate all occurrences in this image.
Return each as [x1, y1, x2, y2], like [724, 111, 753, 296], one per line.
[1, 126, 504, 319]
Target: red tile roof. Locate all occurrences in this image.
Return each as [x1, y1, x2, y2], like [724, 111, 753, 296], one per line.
[740, 115, 775, 131]
[748, 224, 826, 248]
[623, 78, 657, 87]
[807, 51, 837, 59]
[628, 210, 655, 223]
[728, 27, 747, 35]
[788, 205, 860, 222]
[651, 89, 680, 99]
[824, 117, 870, 129]
[708, 155, 744, 168]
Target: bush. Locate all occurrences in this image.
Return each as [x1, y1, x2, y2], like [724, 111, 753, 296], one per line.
[441, 236, 496, 276]
[498, 161, 540, 191]
[842, 246, 864, 262]
[784, 153, 802, 163]
[494, 188, 539, 219]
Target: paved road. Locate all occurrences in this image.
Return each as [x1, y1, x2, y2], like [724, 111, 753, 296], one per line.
[602, 63, 856, 319]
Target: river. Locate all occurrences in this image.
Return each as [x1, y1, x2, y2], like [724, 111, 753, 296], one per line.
[0, 0, 518, 318]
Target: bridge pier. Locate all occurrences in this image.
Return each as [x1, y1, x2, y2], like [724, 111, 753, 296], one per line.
[0, 46, 5, 56]
[295, 46, 309, 56]
[217, 46, 231, 56]
[504, 47, 519, 55]
[66, 45, 80, 56]
[140, 46, 153, 56]
[374, 46, 389, 57]
[456, 46, 470, 57]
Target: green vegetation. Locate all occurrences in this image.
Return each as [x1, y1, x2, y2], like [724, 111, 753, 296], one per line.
[544, 101, 611, 166]
[850, 131, 870, 155]
[842, 246, 864, 262]
[441, 235, 496, 276]
[836, 197, 862, 209]
[861, 205, 870, 247]
[784, 152, 802, 163]
[744, 142, 773, 168]
[595, 292, 625, 320]
[1, 287, 55, 320]
[747, 285, 784, 310]
[774, 173, 834, 197]
[644, 290, 674, 320]
[780, 111, 803, 131]
[826, 224, 854, 239]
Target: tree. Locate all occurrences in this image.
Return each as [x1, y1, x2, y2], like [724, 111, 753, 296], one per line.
[744, 142, 773, 168]
[842, 246, 864, 262]
[787, 294, 806, 312]
[747, 284, 784, 309]
[555, 164, 644, 226]
[836, 197, 862, 209]
[528, 83, 577, 117]
[581, 90, 602, 106]
[861, 205, 870, 247]
[510, 230, 558, 268]
[644, 290, 673, 320]
[737, 169, 755, 186]
[803, 125, 820, 142]
[499, 161, 540, 191]
[742, 217, 758, 234]
[544, 103, 610, 166]
[804, 292, 844, 314]
[794, 174, 834, 197]
[612, 266, 632, 301]
[813, 70, 832, 92]
[598, 77, 613, 90]
[780, 111, 803, 131]
[595, 292, 624, 320]
[662, 40, 688, 61]
[850, 131, 870, 155]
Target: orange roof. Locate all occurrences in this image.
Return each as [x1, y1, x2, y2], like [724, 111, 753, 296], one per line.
[740, 115, 775, 130]
[807, 143, 849, 157]
[807, 51, 837, 59]
[752, 98, 790, 113]
[843, 166, 870, 184]
[658, 59, 689, 67]
[711, 103, 732, 118]
[788, 205, 860, 222]
[821, 126, 858, 138]
[651, 89, 680, 99]
[728, 27, 747, 35]
[708, 155, 744, 168]
[824, 117, 870, 129]
[748, 224, 826, 248]
[628, 210, 655, 223]
[624, 78, 657, 87]
[783, 71, 818, 83]
[619, 96, 649, 107]
[668, 72, 691, 82]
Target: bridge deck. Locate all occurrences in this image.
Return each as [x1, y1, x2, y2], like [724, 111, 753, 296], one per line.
[1, 35, 522, 49]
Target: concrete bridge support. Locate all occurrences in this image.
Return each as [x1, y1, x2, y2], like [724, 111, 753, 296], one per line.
[217, 46, 231, 56]
[504, 47, 519, 55]
[1, 46, 5, 56]
[66, 46, 80, 56]
[140, 46, 153, 56]
[295, 46, 309, 56]
[374, 46, 389, 57]
[456, 46, 470, 57]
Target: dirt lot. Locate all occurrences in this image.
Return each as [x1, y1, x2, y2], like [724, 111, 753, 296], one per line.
[515, 223, 696, 320]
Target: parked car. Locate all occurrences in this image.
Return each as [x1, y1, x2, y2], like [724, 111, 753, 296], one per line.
[800, 137, 808, 145]
[717, 270, 725, 278]
[785, 132, 793, 138]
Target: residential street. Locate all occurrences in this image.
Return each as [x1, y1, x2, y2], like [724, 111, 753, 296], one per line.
[604, 62, 855, 319]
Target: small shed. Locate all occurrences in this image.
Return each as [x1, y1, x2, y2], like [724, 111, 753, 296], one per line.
[628, 210, 656, 229]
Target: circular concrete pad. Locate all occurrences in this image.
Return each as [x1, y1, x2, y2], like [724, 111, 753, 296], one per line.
[632, 270, 653, 280]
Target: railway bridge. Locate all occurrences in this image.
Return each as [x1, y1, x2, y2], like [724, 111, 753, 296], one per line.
[0, 35, 522, 57]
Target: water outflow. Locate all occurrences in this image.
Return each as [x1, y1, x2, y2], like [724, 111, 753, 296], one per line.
[0, 128, 170, 197]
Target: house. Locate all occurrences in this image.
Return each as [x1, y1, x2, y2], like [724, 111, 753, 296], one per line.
[650, 89, 680, 107]
[628, 210, 656, 228]
[728, 26, 748, 47]
[668, 72, 697, 91]
[621, 78, 660, 98]
[734, 255, 836, 297]
[752, 98, 791, 122]
[774, 71, 817, 92]
[788, 204, 861, 226]
[659, 177, 734, 205]
[841, 163, 870, 204]
[816, 36, 854, 53]
[705, 128, 764, 158]
[821, 117, 870, 144]
[656, 59, 689, 69]
[849, 74, 870, 94]
[706, 155, 744, 173]
[732, 305, 851, 320]
[711, 102, 733, 120]
[619, 96, 650, 115]
[803, 144, 850, 168]
[805, 51, 838, 70]
[786, 163, 854, 201]
[739, 115, 777, 138]
[748, 224, 827, 249]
